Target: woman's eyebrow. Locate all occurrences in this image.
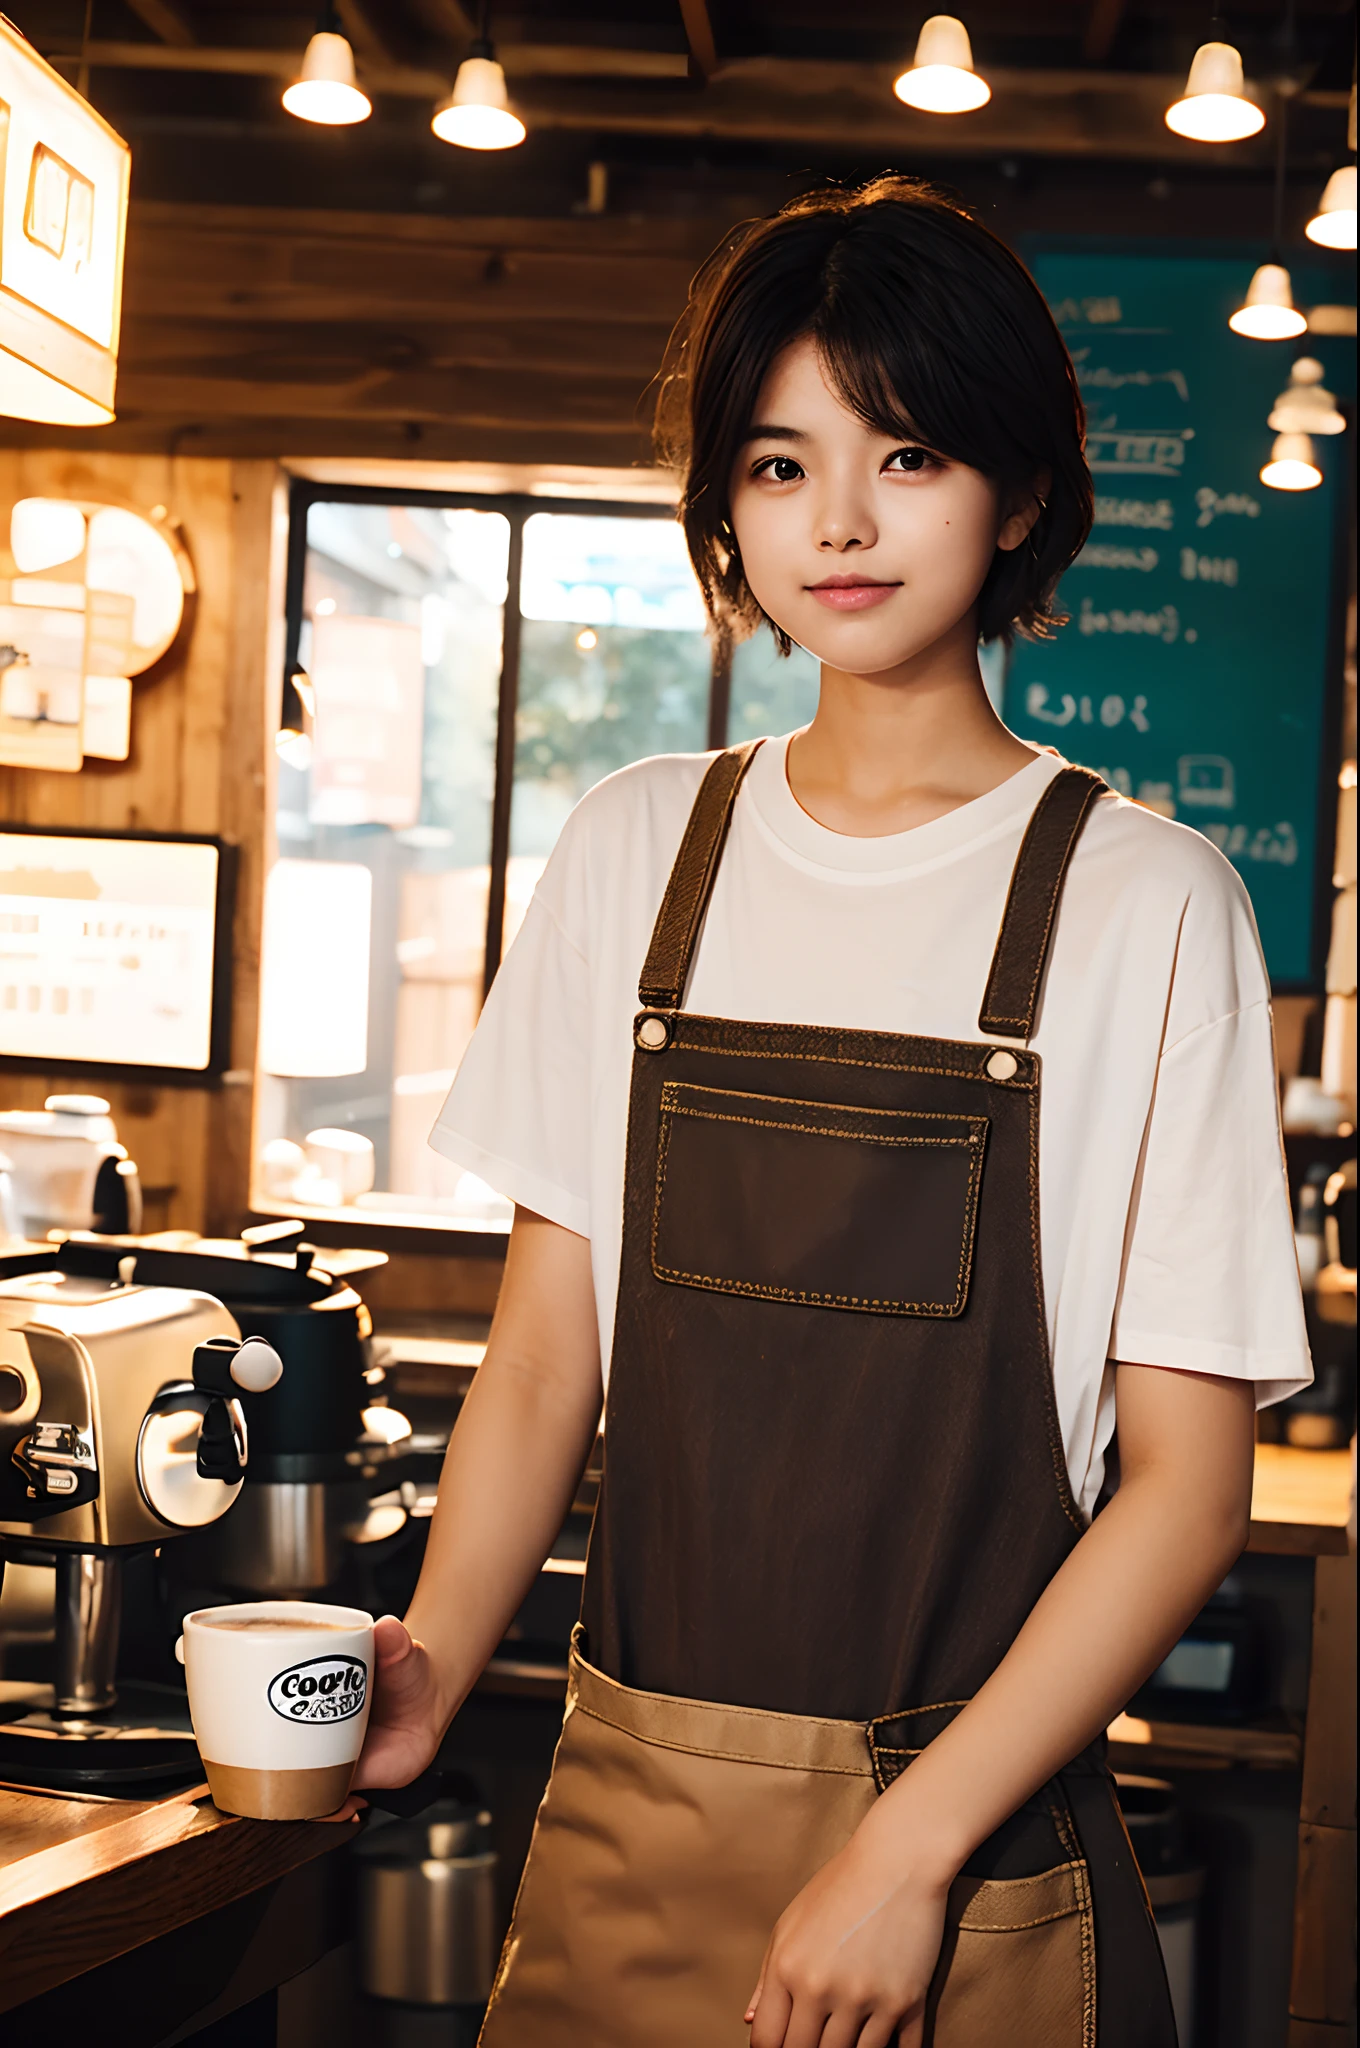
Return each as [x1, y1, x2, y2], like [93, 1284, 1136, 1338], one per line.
[742, 424, 807, 444]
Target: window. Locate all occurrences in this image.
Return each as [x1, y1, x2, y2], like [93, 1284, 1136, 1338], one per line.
[252, 485, 819, 1234]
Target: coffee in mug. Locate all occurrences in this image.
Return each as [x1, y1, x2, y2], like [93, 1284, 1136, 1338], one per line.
[177, 1600, 374, 1820]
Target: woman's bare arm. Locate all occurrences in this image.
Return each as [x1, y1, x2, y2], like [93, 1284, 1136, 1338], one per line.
[350, 1206, 602, 1794]
[749, 1363, 1256, 2048]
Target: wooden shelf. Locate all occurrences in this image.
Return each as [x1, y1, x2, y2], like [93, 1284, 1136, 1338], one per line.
[1248, 1444, 1353, 1557]
[1108, 1711, 1303, 1774]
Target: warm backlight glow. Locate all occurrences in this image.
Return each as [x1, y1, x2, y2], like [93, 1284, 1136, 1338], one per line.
[432, 55, 525, 150]
[0, 17, 130, 426]
[1229, 264, 1308, 341]
[258, 859, 372, 1078]
[1261, 433, 1322, 491]
[894, 65, 991, 114]
[282, 33, 371, 127]
[1165, 42, 1264, 143]
[1306, 166, 1357, 250]
[10, 497, 87, 573]
[893, 15, 990, 114]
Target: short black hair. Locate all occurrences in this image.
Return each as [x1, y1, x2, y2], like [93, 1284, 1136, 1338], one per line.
[654, 176, 1093, 650]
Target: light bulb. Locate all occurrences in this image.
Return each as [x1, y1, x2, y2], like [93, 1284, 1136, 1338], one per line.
[1229, 264, 1308, 340]
[1261, 432, 1322, 491]
[283, 32, 371, 126]
[1165, 42, 1264, 143]
[893, 16, 990, 115]
[1306, 166, 1357, 250]
[432, 54, 526, 150]
[1268, 359, 1347, 436]
[10, 498, 87, 573]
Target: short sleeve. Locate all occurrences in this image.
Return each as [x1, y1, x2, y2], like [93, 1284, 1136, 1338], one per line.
[1110, 1000, 1312, 1405]
[429, 889, 593, 1237]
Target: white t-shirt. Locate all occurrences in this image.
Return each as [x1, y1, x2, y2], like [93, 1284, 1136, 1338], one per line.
[433, 738, 1311, 1516]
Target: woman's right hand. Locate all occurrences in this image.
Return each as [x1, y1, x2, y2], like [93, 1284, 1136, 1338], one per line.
[319, 1614, 448, 1819]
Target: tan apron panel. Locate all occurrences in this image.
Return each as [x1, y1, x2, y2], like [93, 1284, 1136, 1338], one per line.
[479, 1647, 1095, 2048]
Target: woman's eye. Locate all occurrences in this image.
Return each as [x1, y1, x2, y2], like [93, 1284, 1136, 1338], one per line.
[753, 455, 805, 483]
[884, 447, 936, 475]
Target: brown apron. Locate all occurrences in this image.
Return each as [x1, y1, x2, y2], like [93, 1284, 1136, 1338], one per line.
[480, 746, 1178, 2048]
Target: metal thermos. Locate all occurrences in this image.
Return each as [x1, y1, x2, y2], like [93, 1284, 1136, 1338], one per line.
[357, 1802, 498, 2007]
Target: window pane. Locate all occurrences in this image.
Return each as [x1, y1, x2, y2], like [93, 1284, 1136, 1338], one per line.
[727, 626, 820, 744]
[509, 514, 711, 939]
[254, 500, 510, 1225]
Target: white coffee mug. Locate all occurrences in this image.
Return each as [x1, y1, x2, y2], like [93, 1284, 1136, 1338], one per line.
[177, 1599, 374, 1820]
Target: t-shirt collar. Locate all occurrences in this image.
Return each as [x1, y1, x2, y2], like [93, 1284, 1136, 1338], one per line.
[742, 733, 1069, 879]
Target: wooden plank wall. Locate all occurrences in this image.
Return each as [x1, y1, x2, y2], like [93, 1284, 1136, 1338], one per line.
[0, 450, 283, 1238]
[0, 203, 706, 470]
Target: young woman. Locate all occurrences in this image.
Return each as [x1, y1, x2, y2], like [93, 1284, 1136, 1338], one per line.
[348, 180, 1311, 2046]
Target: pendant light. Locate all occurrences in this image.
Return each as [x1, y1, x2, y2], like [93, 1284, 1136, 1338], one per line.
[1230, 263, 1308, 338]
[1306, 165, 1357, 249]
[1260, 431, 1322, 490]
[433, 2, 525, 150]
[893, 16, 991, 115]
[0, 17, 131, 427]
[1268, 358, 1347, 436]
[1230, 96, 1306, 339]
[1165, 40, 1265, 142]
[283, 12, 371, 127]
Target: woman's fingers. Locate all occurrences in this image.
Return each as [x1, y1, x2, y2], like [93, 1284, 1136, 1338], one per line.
[745, 1943, 773, 2026]
[747, 1973, 793, 2048]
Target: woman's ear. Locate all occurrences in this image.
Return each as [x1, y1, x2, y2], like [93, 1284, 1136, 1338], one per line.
[996, 468, 1052, 554]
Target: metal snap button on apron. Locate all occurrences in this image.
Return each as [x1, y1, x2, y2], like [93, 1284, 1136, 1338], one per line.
[986, 1049, 1019, 1081]
[635, 1014, 672, 1052]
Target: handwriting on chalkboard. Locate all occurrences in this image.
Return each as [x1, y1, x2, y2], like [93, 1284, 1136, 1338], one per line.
[1194, 488, 1262, 529]
[1180, 549, 1238, 586]
[1025, 685, 1150, 731]
[1077, 598, 1186, 642]
[1086, 417, 1195, 477]
[1077, 545, 1159, 571]
[1094, 496, 1175, 530]
[1071, 349, 1190, 405]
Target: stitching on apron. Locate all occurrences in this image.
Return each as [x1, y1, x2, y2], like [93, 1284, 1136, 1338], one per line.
[570, 1697, 875, 1777]
[1027, 1081, 1086, 1533]
[981, 778, 1105, 1036]
[672, 1035, 1034, 1089]
[651, 1099, 987, 1317]
[1050, 1795, 1098, 2045]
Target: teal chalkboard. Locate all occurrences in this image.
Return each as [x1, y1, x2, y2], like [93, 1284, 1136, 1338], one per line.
[1004, 245, 1354, 988]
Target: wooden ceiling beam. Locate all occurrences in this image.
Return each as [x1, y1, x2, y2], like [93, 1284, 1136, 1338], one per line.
[122, 0, 196, 46]
[46, 44, 1296, 160]
[677, 0, 719, 79]
[1083, 0, 1129, 64]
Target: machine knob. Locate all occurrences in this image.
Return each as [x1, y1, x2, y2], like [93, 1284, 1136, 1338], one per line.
[229, 1336, 284, 1393]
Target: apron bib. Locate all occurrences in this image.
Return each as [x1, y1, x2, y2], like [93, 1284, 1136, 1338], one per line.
[479, 747, 1178, 2048]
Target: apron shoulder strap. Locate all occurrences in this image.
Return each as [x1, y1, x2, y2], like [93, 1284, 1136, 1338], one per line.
[638, 740, 764, 1010]
[978, 764, 1108, 1043]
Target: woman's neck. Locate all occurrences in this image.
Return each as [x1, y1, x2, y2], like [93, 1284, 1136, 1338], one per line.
[786, 621, 1038, 838]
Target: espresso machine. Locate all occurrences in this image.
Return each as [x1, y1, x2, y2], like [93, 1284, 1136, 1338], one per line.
[2, 1223, 423, 1604]
[0, 1256, 283, 1789]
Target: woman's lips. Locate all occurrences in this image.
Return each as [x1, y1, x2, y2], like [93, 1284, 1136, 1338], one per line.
[805, 578, 901, 612]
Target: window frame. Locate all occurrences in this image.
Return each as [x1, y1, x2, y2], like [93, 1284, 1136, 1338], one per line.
[263, 479, 731, 1250]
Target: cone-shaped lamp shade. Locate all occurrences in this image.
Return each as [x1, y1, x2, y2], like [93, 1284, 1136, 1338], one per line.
[893, 16, 991, 114]
[432, 55, 526, 149]
[283, 33, 372, 125]
[1261, 431, 1322, 491]
[0, 16, 130, 426]
[1306, 165, 1357, 250]
[1268, 359, 1347, 436]
[1229, 264, 1308, 340]
[1166, 42, 1265, 142]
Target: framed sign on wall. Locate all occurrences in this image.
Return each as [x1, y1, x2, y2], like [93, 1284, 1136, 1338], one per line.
[0, 824, 235, 1079]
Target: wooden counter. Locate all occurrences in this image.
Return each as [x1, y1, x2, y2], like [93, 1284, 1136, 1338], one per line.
[0, 1778, 353, 2016]
[1249, 1442, 1353, 1557]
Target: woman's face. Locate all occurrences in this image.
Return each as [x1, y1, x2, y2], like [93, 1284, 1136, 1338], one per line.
[727, 336, 1037, 674]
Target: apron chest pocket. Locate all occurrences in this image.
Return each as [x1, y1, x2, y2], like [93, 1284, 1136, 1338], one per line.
[652, 1081, 988, 1317]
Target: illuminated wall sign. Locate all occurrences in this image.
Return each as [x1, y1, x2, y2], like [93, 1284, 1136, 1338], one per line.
[0, 17, 132, 427]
